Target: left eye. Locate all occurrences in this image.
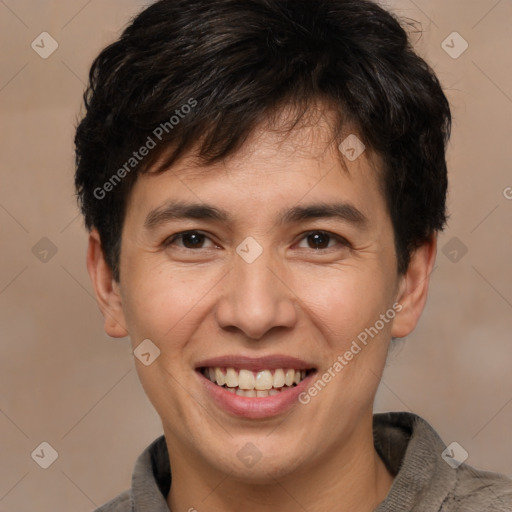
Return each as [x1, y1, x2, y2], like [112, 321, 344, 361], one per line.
[164, 231, 216, 249]
[296, 231, 345, 250]
[163, 230, 346, 251]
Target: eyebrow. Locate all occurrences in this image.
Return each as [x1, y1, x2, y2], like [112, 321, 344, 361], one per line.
[144, 200, 368, 230]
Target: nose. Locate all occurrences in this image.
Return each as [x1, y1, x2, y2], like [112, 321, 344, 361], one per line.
[214, 247, 298, 340]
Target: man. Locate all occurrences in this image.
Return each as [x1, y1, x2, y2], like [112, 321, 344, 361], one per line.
[74, 0, 512, 510]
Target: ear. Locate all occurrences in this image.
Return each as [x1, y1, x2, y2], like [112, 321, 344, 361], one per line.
[86, 229, 129, 338]
[391, 234, 437, 338]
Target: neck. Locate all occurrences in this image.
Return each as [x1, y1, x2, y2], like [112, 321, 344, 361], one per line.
[166, 415, 394, 512]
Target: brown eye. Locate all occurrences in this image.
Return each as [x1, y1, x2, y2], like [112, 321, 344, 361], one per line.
[306, 232, 331, 249]
[164, 231, 215, 249]
[297, 231, 346, 250]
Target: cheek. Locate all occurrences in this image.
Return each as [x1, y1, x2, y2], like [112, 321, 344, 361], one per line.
[296, 267, 391, 342]
[120, 264, 211, 344]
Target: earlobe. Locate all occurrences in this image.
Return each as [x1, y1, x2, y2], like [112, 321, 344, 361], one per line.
[391, 235, 437, 338]
[86, 229, 129, 338]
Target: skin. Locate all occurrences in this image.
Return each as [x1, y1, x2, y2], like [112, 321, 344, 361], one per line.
[87, 107, 437, 512]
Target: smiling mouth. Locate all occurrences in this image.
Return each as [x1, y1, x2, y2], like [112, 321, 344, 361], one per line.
[199, 367, 315, 397]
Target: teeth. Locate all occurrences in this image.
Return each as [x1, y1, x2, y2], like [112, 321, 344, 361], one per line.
[233, 388, 280, 397]
[238, 369, 255, 390]
[225, 368, 238, 388]
[215, 367, 225, 386]
[255, 370, 273, 390]
[273, 368, 285, 388]
[203, 366, 311, 395]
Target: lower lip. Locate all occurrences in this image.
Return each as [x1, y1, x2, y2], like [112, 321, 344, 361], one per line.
[196, 370, 317, 419]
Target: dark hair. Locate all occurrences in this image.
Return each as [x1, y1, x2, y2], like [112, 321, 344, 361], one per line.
[74, 0, 451, 282]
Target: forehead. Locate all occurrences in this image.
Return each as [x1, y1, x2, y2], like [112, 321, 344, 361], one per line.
[125, 112, 387, 229]
[173, 103, 371, 175]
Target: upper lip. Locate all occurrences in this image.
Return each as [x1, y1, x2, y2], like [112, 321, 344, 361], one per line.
[195, 355, 316, 372]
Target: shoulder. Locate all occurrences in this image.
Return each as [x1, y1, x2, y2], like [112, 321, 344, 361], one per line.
[373, 412, 511, 512]
[443, 465, 512, 512]
[91, 434, 170, 511]
[93, 489, 132, 512]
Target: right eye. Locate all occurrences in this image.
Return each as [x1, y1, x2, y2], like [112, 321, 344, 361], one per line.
[162, 230, 218, 250]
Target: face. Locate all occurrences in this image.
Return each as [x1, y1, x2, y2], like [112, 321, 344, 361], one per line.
[89, 110, 433, 485]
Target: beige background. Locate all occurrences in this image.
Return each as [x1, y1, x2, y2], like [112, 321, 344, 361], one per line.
[1, 0, 511, 510]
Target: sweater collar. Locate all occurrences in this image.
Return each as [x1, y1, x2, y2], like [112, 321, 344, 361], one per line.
[130, 411, 456, 511]
[373, 412, 457, 512]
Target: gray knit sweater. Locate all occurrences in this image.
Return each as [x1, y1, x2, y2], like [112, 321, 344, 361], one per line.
[95, 412, 511, 511]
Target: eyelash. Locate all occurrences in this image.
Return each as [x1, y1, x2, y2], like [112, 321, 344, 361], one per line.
[162, 230, 350, 252]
